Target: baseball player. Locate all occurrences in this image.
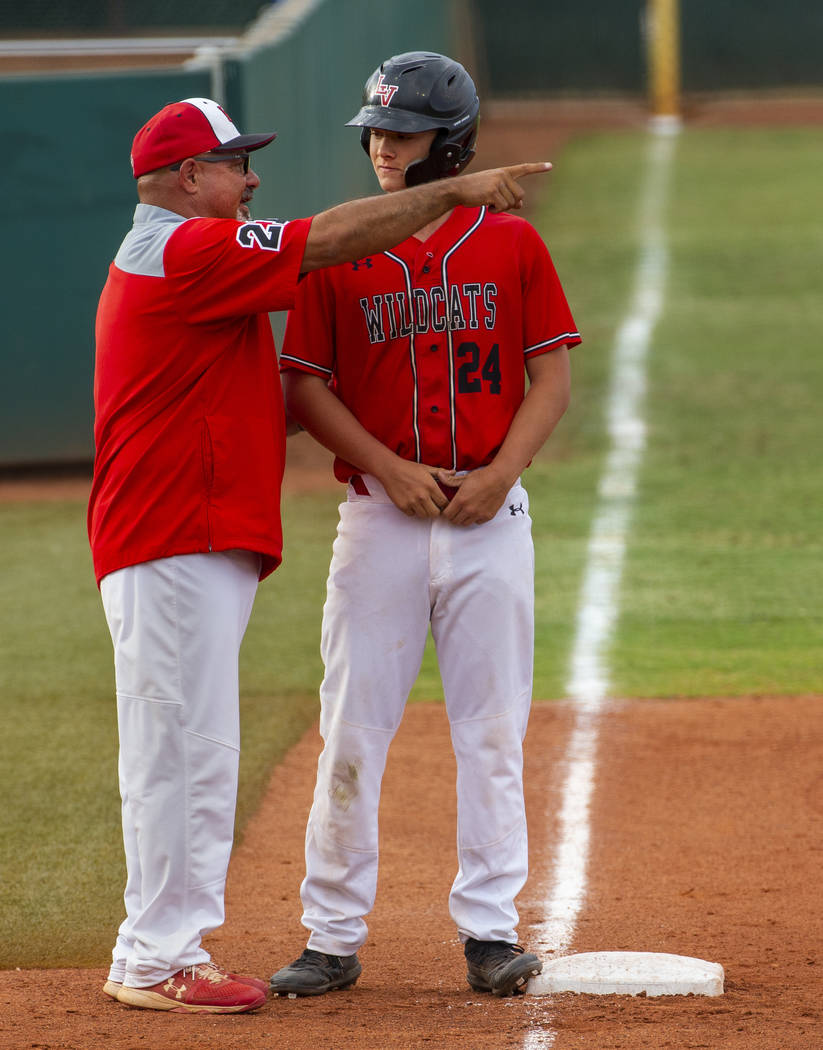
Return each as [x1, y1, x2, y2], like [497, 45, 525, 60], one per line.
[88, 94, 552, 1014]
[269, 52, 581, 999]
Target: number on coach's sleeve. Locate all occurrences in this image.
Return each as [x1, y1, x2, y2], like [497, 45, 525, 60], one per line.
[236, 220, 287, 252]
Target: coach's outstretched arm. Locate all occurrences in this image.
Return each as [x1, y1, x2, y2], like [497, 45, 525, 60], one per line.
[300, 162, 551, 272]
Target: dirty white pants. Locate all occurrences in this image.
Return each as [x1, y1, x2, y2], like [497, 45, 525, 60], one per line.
[300, 477, 534, 956]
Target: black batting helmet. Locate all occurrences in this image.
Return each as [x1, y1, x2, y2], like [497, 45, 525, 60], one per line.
[346, 51, 479, 186]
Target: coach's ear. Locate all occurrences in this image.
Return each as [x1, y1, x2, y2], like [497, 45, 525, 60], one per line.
[175, 158, 199, 193]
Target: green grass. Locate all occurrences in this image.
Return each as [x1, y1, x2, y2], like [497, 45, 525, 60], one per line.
[0, 502, 121, 966]
[611, 127, 823, 696]
[2, 124, 822, 968]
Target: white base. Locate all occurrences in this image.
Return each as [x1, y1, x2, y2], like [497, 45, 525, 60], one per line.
[526, 951, 724, 997]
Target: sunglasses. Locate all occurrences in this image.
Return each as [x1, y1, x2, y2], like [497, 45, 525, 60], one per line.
[169, 153, 250, 174]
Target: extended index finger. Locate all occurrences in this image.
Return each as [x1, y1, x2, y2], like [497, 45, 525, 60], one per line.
[504, 162, 553, 178]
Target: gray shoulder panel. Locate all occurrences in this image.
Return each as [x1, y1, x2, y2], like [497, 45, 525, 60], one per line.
[113, 203, 188, 278]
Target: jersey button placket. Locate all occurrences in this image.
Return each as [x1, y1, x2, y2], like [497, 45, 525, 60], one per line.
[414, 247, 450, 465]
[415, 331, 449, 465]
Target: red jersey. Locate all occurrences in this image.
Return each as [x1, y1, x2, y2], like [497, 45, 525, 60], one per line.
[280, 206, 580, 482]
[88, 204, 312, 585]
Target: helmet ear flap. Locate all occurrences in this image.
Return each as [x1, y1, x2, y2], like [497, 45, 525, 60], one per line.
[404, 126, 477, 188]
[360, 126, 370, 155]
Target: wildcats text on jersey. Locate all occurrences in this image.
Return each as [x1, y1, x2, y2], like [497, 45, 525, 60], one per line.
[358, 282, 498, 344]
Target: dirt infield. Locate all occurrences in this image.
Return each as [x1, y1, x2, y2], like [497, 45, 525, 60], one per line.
[2, 696, 821, 1049]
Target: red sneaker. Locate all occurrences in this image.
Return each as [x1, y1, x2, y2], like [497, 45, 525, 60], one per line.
[105, 969, 267, 1001]
[230, 973, 268, 997]
[116, 962, 267, 1013]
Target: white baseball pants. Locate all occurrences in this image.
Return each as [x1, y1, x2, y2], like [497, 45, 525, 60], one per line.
[100, 549, 259, 987]
[301, 476, 534, 956]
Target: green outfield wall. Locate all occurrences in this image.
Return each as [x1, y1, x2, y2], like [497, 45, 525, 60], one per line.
[0, 1, 452, 466]
[1, 69, 212, 465]
[680, 0, 823, 91]
[471, 0, 646, 96]
[0, 0, 266, 32]
[472, 0, 823, 97]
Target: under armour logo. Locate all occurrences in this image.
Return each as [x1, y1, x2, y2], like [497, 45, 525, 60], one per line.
[351, 258, 373, 270]
[374, 74, 399, 106]
[509, 502, 525, 516]
[163, 977, 187, 1000]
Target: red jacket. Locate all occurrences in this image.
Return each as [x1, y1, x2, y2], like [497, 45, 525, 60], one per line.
[88, 204, 312, 584]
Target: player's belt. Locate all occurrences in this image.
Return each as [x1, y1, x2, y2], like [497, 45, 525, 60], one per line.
[351, 473, 458, 502]
[350, 475, 371, 496]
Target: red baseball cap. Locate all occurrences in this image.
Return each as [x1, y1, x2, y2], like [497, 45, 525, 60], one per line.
[130, 97, 277, 177]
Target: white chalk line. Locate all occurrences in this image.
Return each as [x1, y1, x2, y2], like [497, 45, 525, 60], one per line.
[523, 126, 678, 1049]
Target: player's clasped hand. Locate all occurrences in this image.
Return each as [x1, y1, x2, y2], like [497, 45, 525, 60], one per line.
[434, 467, 512, 526]
[381, 461, 511, 522]
[380, 459, 453, 517]
[384, 465, 514, 525]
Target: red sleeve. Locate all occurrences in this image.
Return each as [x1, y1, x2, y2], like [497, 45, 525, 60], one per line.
[279, 266, 337, 378]
[164, 215, 313, 323]
[518, 220, 581, 358]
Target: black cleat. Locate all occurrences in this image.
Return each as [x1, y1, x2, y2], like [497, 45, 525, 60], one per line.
[270, 948, 362, 997]
[464, 938, 542, 997]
